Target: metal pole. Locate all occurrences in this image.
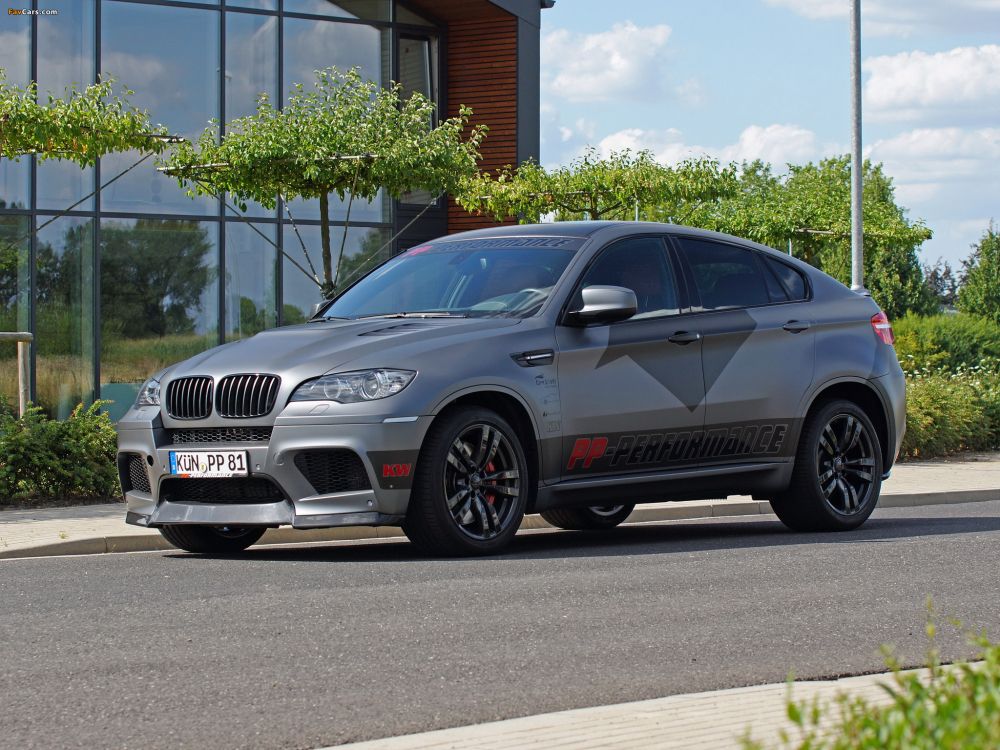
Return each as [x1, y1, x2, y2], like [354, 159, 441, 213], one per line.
[17, 340, 30, 416]
[850, 0, 865, 291]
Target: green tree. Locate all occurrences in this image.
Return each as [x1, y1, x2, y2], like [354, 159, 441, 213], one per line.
[648, 155, 935, 318]
[957, 223, 1000, 324]
[0, 72, 169, 166]
[164, 67, 487, 297]
[460, 148, 736, 223]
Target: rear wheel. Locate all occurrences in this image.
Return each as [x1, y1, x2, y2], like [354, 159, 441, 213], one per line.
[771, 399, 883, 531]
[159, 525, 265, 554]
[403, 407, 528, 556]
[540, 504, 635, 530]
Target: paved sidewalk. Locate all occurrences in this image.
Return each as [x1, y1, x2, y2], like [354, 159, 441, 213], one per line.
[329, 668, 929, 750]
[1, 454, 997, 559]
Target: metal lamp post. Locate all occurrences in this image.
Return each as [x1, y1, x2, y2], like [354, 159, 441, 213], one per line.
[850, 0, 865, 292]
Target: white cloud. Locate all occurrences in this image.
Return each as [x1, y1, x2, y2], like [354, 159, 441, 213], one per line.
[864, 45, 1000, 124]
[764, 0, 1000, 36]
[541, 22, 672, 103]
[595, 123, 821, 168]
[867, 127, 1000, 263]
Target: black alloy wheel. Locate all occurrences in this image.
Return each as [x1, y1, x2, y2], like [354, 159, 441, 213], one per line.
[159, 525, 266, 554]
[540, 503, 636, 531]
[403, 406, 529, 556]
[770, 398, 883, 532]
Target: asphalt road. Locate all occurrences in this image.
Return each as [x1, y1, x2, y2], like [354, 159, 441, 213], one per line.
[2, 500, 999, 750]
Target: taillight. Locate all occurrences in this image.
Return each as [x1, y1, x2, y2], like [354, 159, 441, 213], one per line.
[871, 311, 895, 345]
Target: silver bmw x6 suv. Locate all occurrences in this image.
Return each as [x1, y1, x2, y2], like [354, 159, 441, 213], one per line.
[117, 222, 905, 556]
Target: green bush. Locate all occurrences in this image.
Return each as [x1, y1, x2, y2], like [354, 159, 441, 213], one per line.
[894, 313, 1000, 374]
[902, 367, 1000, 458]
[0, 401, 120, 506]
[745, 619, 1000, 749]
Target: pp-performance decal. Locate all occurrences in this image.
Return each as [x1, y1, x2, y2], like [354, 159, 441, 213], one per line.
[564, 419, 800, 475]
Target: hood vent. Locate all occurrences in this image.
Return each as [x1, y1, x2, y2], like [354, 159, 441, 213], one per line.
[216, 374, 280, 419]
[358, 322, 439, 336]
[165, 377, 214, 420]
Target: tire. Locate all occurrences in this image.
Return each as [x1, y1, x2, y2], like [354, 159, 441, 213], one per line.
[541, 504, 635, 530]
[159, 525, 266, 554]
[771, 399, 883, 532]
[403, 407, 529, 556]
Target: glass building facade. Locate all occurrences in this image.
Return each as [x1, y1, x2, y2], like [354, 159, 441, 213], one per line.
[0, 0, 446, 419]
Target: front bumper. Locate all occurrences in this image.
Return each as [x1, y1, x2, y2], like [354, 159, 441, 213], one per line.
[117, 418, 432, 529]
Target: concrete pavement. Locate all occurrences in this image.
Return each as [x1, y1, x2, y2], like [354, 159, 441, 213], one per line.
[1, 454, 997, 558]
[331, 667, 928, 750]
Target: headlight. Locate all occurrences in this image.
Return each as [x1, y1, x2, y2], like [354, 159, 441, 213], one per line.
[135, 377, 161, 407]
[290, 369, 416, 404]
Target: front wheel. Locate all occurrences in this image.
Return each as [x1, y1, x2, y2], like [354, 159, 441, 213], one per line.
[771, 399, 883, 532]
[403, 407, 528, 556]
[159, 525, 265, 554]
[540, 504, 635, 530]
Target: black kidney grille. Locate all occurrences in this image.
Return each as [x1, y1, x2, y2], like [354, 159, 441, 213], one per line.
[160, 477, 285, 504]
[170, 427, 272, 444]
[118, 452, 151, 494]
[294, 449, 371, 495]
[216, 374, 280, 418]
[166, 377, 214, 420]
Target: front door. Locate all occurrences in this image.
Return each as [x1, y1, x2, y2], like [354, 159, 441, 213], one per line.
[556, 236, 707, 481]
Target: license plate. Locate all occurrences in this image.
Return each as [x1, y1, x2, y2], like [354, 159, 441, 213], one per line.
[169, 450, 249, 478]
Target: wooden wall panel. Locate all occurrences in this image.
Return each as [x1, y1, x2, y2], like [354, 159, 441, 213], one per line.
[444, 15, 519, 233]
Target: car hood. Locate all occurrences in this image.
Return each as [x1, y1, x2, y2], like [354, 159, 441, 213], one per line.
[166, 317, 522, 381]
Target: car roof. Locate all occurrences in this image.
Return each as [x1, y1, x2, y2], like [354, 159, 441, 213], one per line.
[445, 221, 770, 247]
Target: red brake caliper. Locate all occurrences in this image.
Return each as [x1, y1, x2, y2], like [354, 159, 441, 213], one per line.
[484, 461, 497, 505]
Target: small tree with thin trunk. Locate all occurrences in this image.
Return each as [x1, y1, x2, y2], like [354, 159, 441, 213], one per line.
[163, 67, 487, 298]
[457, 148, 737, 223]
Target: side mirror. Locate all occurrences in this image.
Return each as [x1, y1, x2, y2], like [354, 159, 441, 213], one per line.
[566, 285, 637, 326]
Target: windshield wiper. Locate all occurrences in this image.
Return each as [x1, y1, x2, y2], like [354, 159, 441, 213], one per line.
[353, 311, 470, 320]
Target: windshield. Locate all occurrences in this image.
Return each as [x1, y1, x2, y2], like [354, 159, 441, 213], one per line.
[321, 237, 583, 320]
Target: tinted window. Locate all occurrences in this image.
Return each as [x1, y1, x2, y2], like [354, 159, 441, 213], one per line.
[577, 237, 679, 319]
[677, 238, 769, 310]
[763, 255, 808, 301]
[762, 260, 789, 302]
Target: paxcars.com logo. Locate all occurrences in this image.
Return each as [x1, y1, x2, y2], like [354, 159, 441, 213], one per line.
[8, 7, 59, 14]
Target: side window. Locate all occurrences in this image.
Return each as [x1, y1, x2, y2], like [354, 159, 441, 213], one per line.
[577, 237, 680, 319]
[762, 255, 808, 301]
[676, 238, 769, 310]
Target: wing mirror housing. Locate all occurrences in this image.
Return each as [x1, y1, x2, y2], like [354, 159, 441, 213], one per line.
[566, 285, 638, 326]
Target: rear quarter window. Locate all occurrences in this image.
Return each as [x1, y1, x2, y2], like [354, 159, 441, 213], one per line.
[762, 255, 808, 301]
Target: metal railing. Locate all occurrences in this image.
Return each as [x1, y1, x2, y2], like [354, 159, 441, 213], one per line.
[0, 332, 32, 416]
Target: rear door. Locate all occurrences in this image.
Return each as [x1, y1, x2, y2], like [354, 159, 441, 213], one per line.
[671, 236, 816, 466]
[555, 236, 707, 480]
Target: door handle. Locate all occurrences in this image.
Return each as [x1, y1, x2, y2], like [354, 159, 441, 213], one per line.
[783, 320, 811, 333]
[667, 331, 702, 345]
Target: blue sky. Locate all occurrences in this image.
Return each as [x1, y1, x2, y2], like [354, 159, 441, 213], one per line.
[539, 0, 1000, 267]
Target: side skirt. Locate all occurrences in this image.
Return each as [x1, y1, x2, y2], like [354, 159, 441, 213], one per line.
[532, 461, 792, 512]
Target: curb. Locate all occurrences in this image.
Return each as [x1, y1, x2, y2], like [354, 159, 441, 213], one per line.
[1, 488, 996, 560]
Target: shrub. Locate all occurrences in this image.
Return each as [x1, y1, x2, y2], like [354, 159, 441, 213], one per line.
[0, 401, 120, 506]
[902, 367, 1000, 458]
[893, 313, 1000, 375]
[744, 615, 1000, 749]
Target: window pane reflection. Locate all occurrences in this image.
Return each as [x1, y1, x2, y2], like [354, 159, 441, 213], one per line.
[100, 3, 219, 215]
[100, 219, 219, 414]
[282, 224, 389, 322]
[225, 221, 278, 340]
[0, 216, 30, 411]
[283, 0, 389, 21]
[35, 217, 95, 418]
[37, 0, 96, 211]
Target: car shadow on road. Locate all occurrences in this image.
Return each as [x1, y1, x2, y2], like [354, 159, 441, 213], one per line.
[163, 513, 1000, 564]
